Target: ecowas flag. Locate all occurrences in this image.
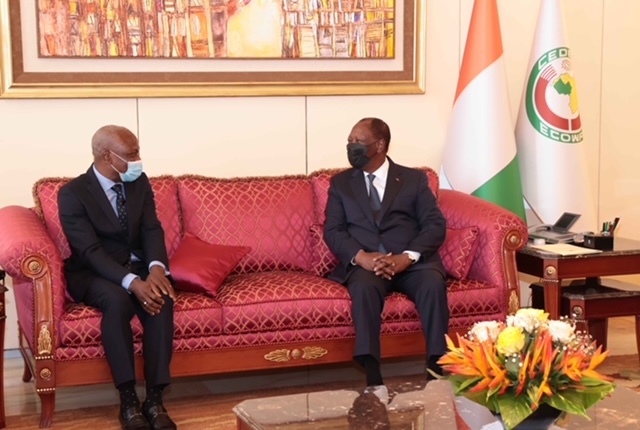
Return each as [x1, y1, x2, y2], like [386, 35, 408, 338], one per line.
[441, 0, 525, 220]
[516, 0, 596, 230]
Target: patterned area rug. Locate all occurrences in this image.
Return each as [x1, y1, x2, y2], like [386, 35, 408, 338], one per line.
[5, 354, 639, 429]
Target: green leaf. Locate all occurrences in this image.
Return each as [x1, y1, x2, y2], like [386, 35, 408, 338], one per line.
[496, 395, 532, 430]
[464, 390, 492, 409]
[545, 392, 588, 417]
[449, 375, 483, 393]
[505, 356, 521, 375]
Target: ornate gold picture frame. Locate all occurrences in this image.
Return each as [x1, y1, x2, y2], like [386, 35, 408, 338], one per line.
[0, 0, 425, 98]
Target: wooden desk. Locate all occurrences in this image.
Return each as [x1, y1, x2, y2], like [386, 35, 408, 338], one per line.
[516, 237, 640, 319]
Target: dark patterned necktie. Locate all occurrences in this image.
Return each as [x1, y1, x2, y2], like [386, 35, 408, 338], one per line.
[368, 174, 382, 216]
[368, 174, 386, 253]
[112, 184, 128, 231]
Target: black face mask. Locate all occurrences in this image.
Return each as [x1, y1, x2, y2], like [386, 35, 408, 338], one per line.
[347, 142, 371, 169]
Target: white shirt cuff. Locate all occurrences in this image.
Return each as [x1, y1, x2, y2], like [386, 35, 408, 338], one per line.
[403, 250, 420, 264]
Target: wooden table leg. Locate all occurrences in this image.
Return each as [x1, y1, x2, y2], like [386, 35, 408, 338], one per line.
[587, 318, 608, 350]
[543, 279, 561, 319]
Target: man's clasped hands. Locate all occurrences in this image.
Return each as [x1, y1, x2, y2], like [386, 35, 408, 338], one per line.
[353, 250, 413, 280]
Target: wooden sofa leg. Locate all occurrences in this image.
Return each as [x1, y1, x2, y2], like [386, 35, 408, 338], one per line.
[38, 391, 55, 428]
[21, 357, 33, 382]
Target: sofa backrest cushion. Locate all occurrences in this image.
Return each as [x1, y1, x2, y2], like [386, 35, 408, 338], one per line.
[34, 178, 73, 260]
[309, 224, 339, 277]
[150, 176, 183, 258]
[177, 175, 315, 274]
[33, 176, 182, 260]
[437, 226, 480, 280]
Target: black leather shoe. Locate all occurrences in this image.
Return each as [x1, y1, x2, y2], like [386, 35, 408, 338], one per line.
[119, 405, 150, 430]
[143, 403, 177, 430]
[426, 355, 444, 381]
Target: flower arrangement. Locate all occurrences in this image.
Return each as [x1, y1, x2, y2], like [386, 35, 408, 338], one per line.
[438, 308, 616, 429]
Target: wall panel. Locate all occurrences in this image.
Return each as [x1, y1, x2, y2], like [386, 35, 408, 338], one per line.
[138, 97, 307, 178]
[600, 1, 640, 239]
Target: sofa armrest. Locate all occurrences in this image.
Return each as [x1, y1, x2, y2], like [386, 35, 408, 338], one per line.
[438, 190, 528, 314]
[0, 205, 67, 351]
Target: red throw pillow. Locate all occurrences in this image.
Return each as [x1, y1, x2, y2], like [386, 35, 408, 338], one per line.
[438, 227, 480, 280]
[170, 235, 251, 297]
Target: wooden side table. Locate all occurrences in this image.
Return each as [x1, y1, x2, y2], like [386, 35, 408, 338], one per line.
[0, 268, 6, 428]
[531, 280, 640, 359]
[516, 237, 640, 320]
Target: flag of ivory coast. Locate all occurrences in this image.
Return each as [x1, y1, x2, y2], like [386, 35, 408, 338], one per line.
[516, 0, 596, 229]
[441, 0, 526, 220]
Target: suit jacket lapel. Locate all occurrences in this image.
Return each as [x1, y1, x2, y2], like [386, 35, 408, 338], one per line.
[86, 167, 122, 231]
[350, 169, 376, 226]
[379, 161, 402, 221]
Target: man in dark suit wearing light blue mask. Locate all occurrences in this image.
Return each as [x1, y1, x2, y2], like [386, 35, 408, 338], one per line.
[323, 118, 449, 396]
[59, 125, 176, 430]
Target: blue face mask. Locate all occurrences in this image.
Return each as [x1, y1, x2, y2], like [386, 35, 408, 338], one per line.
[110, 151, 143, 182]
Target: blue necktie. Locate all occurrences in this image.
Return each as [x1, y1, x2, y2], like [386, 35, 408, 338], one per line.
[112, 184, 128, 231]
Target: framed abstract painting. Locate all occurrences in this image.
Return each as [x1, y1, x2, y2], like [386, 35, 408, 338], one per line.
[0, 0, 426, 98]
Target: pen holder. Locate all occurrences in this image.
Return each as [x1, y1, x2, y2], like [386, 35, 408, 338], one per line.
[583, 233, 614, 250]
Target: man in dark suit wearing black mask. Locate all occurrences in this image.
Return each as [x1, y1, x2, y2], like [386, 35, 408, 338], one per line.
[59, 125, 176, 430]
[323, 118, 449, 394]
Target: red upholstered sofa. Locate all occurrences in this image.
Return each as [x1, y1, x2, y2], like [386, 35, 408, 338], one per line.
[0, 168, 527, 427]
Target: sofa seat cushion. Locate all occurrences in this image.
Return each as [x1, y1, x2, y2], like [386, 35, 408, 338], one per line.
[217, 272, 353, 334]
[60, 303, 143, 347]
[380, 292, 423, 335]
[447, 279, 505, 328]
[59, 292, 223, 348]
[217, 271, 429, 336]
[172, 326, 360, 353]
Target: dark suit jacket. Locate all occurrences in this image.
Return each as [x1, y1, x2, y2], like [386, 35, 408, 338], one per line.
[58, 166, 168, 299]
[323, 159, 446, 284]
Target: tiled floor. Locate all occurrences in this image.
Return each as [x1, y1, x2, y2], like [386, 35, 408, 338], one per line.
[3, 316, 637, 419]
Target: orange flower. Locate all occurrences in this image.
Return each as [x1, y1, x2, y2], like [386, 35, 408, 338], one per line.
[439, 310, 616, 429]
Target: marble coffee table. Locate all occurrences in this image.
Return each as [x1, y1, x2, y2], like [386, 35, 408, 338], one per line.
[233, 379, 458, 429]
[234, 379, 640, 429]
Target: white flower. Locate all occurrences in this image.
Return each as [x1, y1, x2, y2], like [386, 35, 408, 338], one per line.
[548, 320, 575, 344]
[470, 321, 502, 342]
[507, 308, 549, 333]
